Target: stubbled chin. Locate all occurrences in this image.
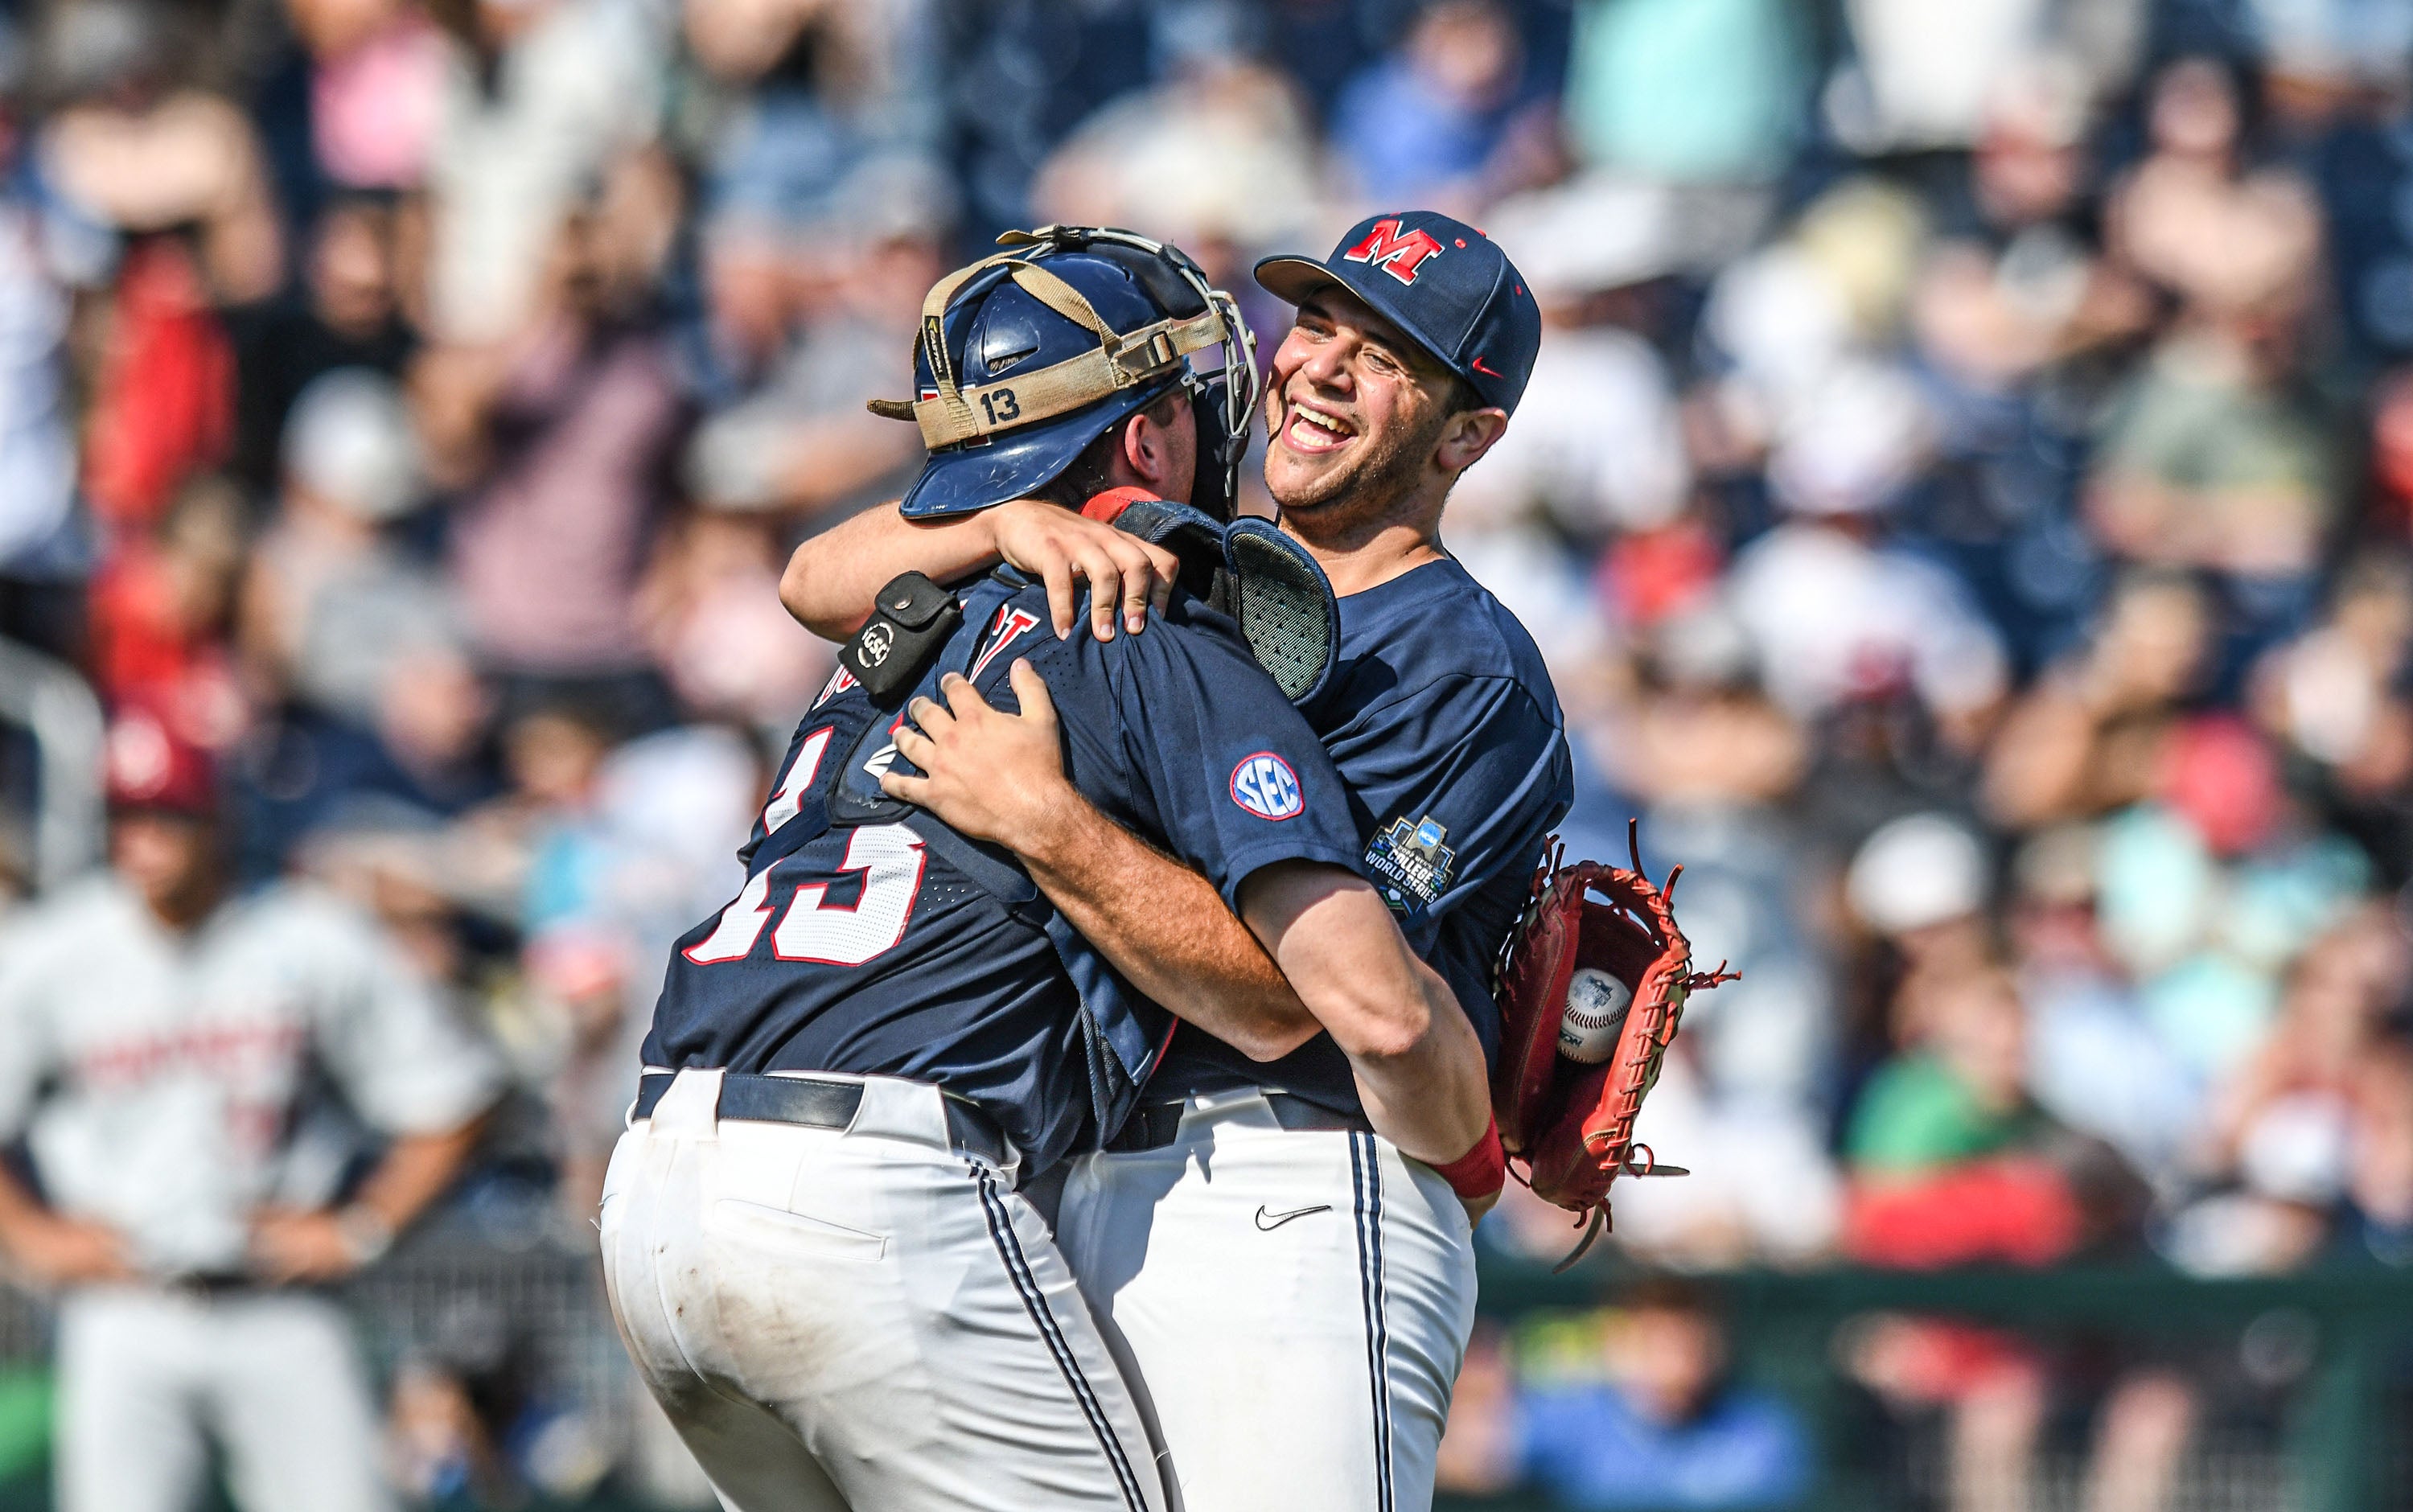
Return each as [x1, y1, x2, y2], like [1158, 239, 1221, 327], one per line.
[1264, 447, 1347, 510]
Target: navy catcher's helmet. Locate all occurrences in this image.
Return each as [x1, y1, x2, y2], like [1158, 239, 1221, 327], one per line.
[871, 226, 1259, 521]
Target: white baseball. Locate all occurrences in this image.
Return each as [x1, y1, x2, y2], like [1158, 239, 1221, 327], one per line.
[1559, 968, 1633, 1064]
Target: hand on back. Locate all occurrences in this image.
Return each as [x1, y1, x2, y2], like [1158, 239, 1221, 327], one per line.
[883, 662, 1075, 847]
[986, 499, 1182, 643]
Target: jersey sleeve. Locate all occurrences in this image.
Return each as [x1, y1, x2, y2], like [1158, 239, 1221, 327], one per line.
[1099, 615, 1363, 906]
[303, 899, 505, 1136]
[1332, 672, 1572, 1020]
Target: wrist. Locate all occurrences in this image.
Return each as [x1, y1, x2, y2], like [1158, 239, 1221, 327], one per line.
[985, 498, 1056, 569]
[1432, 1114, 1507, 1205]
[970, 502, 1008, 559]
[1010, 776, 1092, 873]
[334, 1205, 395, 1266]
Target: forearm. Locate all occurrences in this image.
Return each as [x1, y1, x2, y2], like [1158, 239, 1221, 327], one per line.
[0, 1161, 53, 1251]
[1248, 875, 1490, 1166]
[1017, 792, 1319, 1061]
[779, 503, 1000, 639]
[349, 1115, 488, 1234]
[0, 1152, 132, 1283]
[1345, 961, 1493, 1170]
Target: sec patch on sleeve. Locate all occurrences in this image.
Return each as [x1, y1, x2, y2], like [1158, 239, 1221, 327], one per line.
[1229, 752, 1305, 820]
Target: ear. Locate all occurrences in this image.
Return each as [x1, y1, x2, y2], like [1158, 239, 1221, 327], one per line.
[1434, 407, 1510, 477]
[1122, 407, 1175, 491]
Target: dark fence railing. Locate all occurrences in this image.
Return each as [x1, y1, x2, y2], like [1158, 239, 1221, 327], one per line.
[0, 1241, 2400, 1510]
[1454, 1255, 2413, 1512]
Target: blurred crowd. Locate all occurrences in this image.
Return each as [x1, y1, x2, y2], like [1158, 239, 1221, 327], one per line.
[0, 0, 2411, 1505]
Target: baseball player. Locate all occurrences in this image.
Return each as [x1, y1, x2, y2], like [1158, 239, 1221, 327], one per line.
[0, 709, 504, 1512]
[783, 210, 1569, 1510]
[600, 228, 1503, 1512]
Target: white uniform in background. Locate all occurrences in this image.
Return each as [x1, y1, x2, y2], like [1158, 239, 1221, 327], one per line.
[0, 875, 504, 1512]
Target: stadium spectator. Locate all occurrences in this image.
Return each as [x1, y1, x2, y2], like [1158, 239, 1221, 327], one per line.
[681, 158, 941, 520]
[228, 195, 419, 501]
[0, 103, 106, 661]
[239, 368, 451, 726]
[1441, 1280, 1813, 1510]
[1329, 0, 1540, 211]
[419, 0, 666, 343]
[421, 153, 693, 711]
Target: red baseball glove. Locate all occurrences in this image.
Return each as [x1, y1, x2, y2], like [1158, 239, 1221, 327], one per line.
[1492, 821, 1737, 1269]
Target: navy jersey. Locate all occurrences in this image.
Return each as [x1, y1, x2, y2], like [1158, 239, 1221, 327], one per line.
[643, 574, 1361, 1171]
[1153, 555, 1575, 1114]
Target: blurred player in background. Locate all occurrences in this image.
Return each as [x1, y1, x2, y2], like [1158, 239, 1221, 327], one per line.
[0, 710, 503, 1512]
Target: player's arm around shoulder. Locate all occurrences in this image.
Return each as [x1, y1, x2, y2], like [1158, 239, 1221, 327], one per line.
[779, 498, 1180, 643]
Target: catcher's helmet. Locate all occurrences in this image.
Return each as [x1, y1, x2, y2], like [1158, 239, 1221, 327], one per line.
[872, 226, 1259, 521]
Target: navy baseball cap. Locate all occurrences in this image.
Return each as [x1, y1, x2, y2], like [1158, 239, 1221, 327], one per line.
[1255, 210, 1543, 415]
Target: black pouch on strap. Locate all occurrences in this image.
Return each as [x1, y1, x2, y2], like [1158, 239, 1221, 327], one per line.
[842, 572, 963, 706]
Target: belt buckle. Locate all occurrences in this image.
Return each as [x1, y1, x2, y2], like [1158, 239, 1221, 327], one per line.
[165, 1272, 258, 1300]
[1109, 1101, 1186, 1154]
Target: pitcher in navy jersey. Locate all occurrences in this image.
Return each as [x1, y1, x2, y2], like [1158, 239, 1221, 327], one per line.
[785, 212, 1568, 1512]
[601, 228, 1502, 1512]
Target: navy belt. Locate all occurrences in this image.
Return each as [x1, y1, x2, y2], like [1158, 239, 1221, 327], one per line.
[635, 1071, 1013, 1168]
[163, 1272, 277, 1299]
[1107, 1092, 1371, 1153]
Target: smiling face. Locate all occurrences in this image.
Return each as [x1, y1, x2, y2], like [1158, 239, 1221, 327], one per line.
[1264, 288, 1461, 518]
[1262, 286, 1507, 543]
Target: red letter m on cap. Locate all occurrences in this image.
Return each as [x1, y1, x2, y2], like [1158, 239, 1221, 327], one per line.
[1341, 220, 1445, 286]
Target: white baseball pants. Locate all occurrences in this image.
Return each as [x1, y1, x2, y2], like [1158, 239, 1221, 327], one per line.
[1056, 1091, 1478, 1512]
[599, 1068, 1169, 1512]
[55, 1284, 393, 1512]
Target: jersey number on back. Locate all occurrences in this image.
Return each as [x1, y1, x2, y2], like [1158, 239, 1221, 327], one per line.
[685, 824, 930, 968]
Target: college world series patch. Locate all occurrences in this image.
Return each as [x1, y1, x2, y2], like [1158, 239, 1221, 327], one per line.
[1367, 814, 1456, 916]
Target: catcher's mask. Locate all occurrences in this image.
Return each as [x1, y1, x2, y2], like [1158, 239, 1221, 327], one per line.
[871, 225, 1260, 522]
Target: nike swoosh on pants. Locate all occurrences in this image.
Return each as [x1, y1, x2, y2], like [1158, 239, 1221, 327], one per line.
[1254, 1203, 1333, 1231]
